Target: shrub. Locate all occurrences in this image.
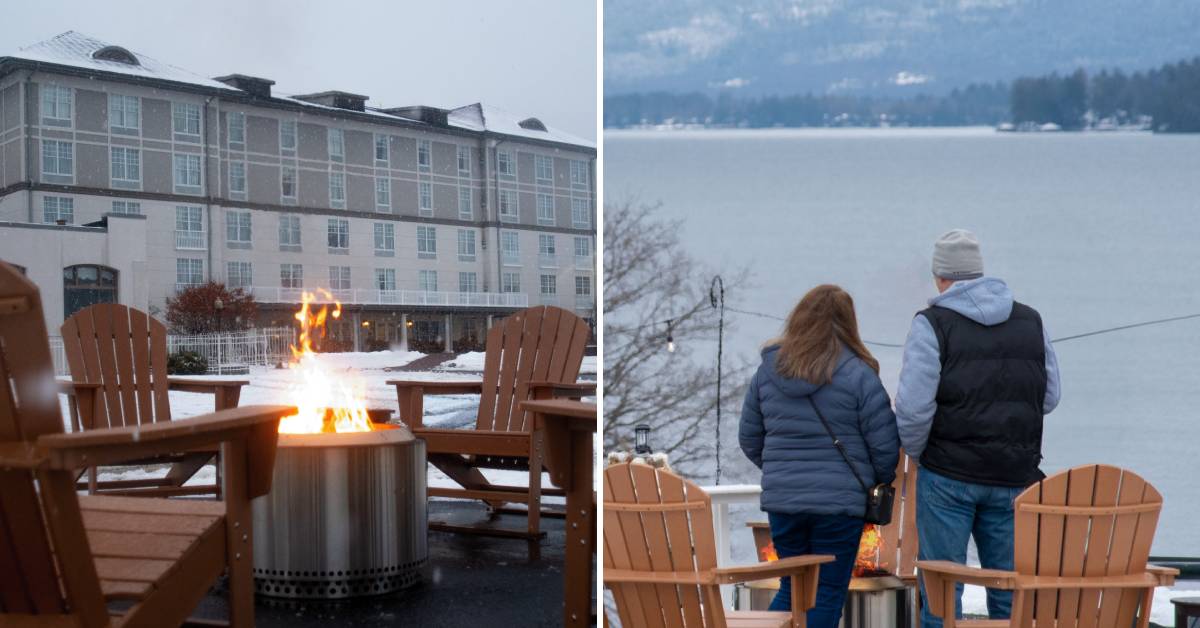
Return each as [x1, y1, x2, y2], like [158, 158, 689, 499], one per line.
[167, 350, 208, 375]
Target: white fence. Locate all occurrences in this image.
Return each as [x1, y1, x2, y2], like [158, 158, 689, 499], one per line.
[47, 327, 295, 377]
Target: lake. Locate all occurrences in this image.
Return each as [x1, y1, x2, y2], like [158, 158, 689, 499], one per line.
[605, 127, 1200, 555]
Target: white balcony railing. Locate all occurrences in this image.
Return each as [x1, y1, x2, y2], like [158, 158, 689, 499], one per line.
[175, 230, 207, 250]
[249, 287, 529, 308]
[502, 251, 520, 266]
[575, 255, 592, 270]
[538, 254, 558, 268]
[575, 294, 594, 310]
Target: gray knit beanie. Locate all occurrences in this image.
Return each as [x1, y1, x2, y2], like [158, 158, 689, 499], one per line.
[932, 229, 983, 280]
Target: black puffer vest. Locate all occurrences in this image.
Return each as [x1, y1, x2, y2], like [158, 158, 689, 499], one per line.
[919, 302, 1047, 487]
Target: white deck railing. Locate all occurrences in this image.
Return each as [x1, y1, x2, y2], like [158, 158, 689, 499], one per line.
[47, 327, 295, 377]
[249, 287, 528, 308]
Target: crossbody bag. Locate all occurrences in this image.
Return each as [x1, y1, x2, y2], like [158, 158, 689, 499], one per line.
[805, 395, 895, 525]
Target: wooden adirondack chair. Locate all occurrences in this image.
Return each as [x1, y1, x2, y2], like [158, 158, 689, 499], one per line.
[388, 305, 593, 539]
[60, 303, 249, 497]
[605, 462, 834, 628]
[745, 452, 920, 617]
[919, 464, 1179, 628]
[0, 260, 294, 627]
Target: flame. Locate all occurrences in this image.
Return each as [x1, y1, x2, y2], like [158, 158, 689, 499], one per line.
[853, 524, 887, 577]
[760, 541, 778, 562]
[277, 290, 375, 434]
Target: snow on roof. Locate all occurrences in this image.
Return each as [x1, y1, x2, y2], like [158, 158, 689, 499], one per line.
[449, 103, 595, 149]
[6, 31, 238, 91]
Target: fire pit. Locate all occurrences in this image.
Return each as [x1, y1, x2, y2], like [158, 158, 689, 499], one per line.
[747, 522, 914, 628]
[251, 292, 428, 600]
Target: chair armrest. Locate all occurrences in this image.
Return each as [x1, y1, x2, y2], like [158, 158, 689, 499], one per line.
[168, 377, 250, 390]
[1147, 564, 1179, 587]
[55, 378, 102, 396]
[713, 555, 834, 584]
[37, 404, 293, 470]
[55, 379, 102, 432]
[389, 380, 483, 429]
[528, 381, 596, 400]
[917, 560, 1018, 589]
[0, 442, 48, 470]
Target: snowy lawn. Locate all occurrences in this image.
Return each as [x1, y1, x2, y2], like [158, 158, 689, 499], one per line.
[68, 350, 588, 506]
[439, 351, 597, 375]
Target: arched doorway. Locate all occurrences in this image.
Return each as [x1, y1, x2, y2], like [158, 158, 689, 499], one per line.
[63, 265, 118, 319]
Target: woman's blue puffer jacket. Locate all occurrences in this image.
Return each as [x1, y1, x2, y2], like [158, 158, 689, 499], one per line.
[739, 345, 900, 517]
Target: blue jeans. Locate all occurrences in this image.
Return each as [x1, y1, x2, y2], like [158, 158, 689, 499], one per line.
[767, 512, 863, 628]
[916, 467, 1025, 628]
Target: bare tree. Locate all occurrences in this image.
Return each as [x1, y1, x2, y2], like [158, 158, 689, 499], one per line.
[604, 200, 750, 478]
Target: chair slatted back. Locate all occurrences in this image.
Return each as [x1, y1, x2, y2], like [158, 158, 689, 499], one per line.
[879, 451, 919, 579]
[61, 303, 172, 430]
[1013, 464, 1161, 628]
[604, 463, 727, 628]
[0, 263, 80, 616]
[475, 306, 590, 433]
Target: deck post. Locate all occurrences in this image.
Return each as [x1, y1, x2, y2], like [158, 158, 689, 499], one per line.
[400, 313, 409, 351]
[444, 314, 453, 352]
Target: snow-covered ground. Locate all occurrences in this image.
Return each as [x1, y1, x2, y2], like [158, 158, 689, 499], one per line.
[74, 350, 588, 505]
[438, 351, 597, 374]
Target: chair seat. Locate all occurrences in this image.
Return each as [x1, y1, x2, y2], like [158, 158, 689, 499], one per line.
[727, 610, 792, 627]
[78, 495, 226, 601]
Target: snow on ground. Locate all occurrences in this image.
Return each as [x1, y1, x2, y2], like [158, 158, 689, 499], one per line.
[961, 582, 1197, 625]
[440, 352, 597, 374]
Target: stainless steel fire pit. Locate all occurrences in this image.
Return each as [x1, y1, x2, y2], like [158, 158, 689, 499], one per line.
[252, 425, 427, 599]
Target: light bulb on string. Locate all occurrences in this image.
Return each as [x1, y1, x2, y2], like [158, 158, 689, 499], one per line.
[666, 319, 676, 353]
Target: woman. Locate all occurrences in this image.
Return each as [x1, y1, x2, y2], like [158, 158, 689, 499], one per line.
[739, 284, 899, 627]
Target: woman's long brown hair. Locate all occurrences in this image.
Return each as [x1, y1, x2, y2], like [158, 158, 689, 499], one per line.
[773, 284, 879, 384]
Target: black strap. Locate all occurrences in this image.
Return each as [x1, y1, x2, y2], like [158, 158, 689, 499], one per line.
[806, 394, 871, 494]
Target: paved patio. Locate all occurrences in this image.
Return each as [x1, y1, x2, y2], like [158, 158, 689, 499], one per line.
[177, 502, 589, 627]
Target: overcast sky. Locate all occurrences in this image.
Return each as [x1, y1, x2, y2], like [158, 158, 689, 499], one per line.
[1, 0, 597, 140]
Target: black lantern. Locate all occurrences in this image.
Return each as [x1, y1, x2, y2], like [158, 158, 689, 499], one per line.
[635, 424, 652, 455]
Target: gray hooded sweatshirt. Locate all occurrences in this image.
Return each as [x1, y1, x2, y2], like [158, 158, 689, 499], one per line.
[894, 276, 1061, 461]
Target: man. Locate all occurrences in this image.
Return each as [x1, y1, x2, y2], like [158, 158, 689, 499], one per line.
[895, 229, 1061, 627]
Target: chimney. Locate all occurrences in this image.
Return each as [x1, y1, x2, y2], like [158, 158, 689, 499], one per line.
[214, 74, 275, 98]
[381, 106, 449, 126]
[293, 91, 369, 112]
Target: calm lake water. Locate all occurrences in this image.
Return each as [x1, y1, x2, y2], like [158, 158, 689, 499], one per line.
[605, 127, 1200, 555]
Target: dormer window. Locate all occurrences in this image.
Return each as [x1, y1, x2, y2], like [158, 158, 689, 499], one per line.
[518, 117, 547, 132]
[92, 46, 140, 66]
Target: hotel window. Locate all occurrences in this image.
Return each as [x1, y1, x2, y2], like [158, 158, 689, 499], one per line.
[459, 272, 477, 293]
[498, 189, 518, 222]
[457, 229, 476, 261]
[500, 230, 520, 265]
[227, 261, 252, 289]
[280, 120, 297, 150]
[376, 178, 391, 209]
[172, 102, 201, 137]
[177, 259, 204, 287]
[535, 155, 553, 183]
[108, 94, 139, 132]
[173, 154, 202, 189]
[328, 128, 345, 161]
[501, 271, 521, 293]
[41, 85, 73, 126]
[374, 268, 396, 291]
[575, 276, 592, 297]
[280, 263, 303, 288]
[329, 266, 351, 291]
[110, 147, 141, 185]
[374, 222, 395, 255]
[417, 226, 437, 259]
[419, 270, 438, 292]
[457, 146, 471, 175]
[571, 198, 590, 228]
[43, 196, 74, 224]
[540, 274, 557, 296]
[279, 214, 301, 249]
[575, 236, 591, 267]
[111, 200, 141, 215]
[329, 172, 345, 207]
[458, 187, 472, 219]
[226, 210, 252, 246]
[570, 160, 589, 185]
[281, 167, 296, 199]
[497, 149, 514, 176]
[229, 161, 246, 194]
[417, 139, 431, 169]
[374, 134, 389, 164]
[539, 234, 557, 267]
[327, 218, 349, 251]
[537, 193, 555, 225]
[175, 205, 204, 249]
[419, 181, 432, 214]
[42, 140, 73, 176]
[228, 112, 245, 145]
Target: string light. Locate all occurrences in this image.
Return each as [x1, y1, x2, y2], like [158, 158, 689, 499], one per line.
[665, 319, 675, 353]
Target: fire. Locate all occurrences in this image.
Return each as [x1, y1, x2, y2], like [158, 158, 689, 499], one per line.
[277, 290, 375, 434]
[758, 524, 888, 578]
